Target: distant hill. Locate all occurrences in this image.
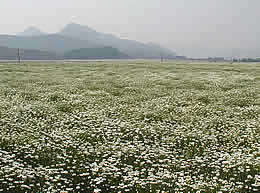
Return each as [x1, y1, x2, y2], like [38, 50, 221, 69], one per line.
[0, 23, 176, 59]
[60, 23, 176, 59]
[18, 26, 46, 36]
[0, 34, 99, 53]
[64, 47, 129, 59]
[0, 46, 60, 60]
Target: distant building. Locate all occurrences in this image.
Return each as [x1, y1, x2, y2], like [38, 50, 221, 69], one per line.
[175, 55, 187, 60]
[208, 57, 226, 62]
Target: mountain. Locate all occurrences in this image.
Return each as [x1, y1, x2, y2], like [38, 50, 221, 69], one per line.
[64, 46, 129, 60]
[60, 23, 176, 59]
[0, 23, 176, 59]
[18, 26, 46, 36]
[60, 23, 98, 40]
[146, 42, 177, 58]
[0, 34, 99, 53]
[0, 46, 60, 60]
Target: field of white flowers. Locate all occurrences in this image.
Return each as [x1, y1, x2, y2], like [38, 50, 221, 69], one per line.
[0, 61, 259, 192]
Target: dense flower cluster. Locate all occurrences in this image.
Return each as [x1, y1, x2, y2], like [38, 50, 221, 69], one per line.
[0, 62, 259, 192]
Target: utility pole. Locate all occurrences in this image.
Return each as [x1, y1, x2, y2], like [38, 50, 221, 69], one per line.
[18, 48, 21, 63]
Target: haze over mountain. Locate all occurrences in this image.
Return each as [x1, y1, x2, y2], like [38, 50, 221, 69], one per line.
[0, 23, 175, 59]
[0, 23, 176, 59]
[1, 0, 260, 58]
[18, 26, 46, 36]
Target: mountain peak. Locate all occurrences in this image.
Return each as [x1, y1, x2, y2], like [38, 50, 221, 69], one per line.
[66, 22, 84, 27]
[61, 23, 97, 36]
[18, 26, 46, 36]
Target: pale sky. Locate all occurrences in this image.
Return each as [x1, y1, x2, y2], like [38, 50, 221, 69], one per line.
[1, 0, 260, 58]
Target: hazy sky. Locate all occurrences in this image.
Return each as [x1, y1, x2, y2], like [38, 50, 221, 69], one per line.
[1, 0, 260, 57]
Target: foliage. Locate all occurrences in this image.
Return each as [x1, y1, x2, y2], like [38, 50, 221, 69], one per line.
[240, 58, 260, 62]
[64, 47, 129, 59]
[0, 46, 60, 60]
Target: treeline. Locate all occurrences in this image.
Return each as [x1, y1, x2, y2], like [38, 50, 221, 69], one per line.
[0, 46, 60, 60]
[63, 47, 129, 59]
[0, 46, 130, 60]
[236, 58, 260, 62]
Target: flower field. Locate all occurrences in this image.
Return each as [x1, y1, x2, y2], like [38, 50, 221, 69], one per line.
[0, 61, 259, 192]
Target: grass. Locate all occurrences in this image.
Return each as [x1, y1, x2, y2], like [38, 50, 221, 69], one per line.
[0, 61, 259, 192]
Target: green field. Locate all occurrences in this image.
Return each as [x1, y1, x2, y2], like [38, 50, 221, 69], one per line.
[0, 61, 259, 192]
